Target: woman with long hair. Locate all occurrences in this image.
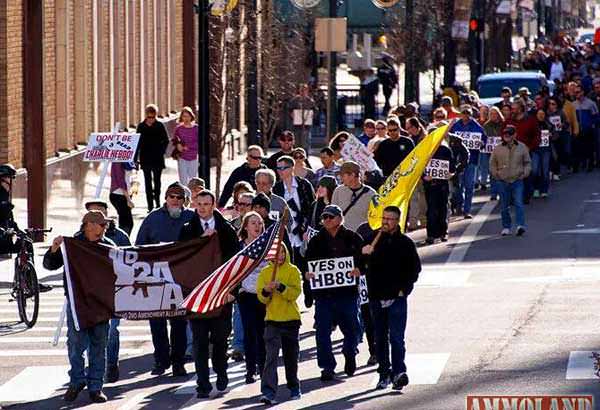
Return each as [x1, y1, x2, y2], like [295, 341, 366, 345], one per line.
[237, 211, 269, 384]
[173, 106, 199, 185]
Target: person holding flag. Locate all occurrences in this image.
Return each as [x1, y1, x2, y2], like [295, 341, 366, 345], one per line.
[179, 190, 240, 398]
[361, 206, 421, 391]
[256, 244, 303, 405]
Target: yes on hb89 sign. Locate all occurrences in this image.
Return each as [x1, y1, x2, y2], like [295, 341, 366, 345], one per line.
[308, 257, 357, 290]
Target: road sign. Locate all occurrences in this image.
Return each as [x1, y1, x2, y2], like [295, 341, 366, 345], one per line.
[315, 18, 347, 52]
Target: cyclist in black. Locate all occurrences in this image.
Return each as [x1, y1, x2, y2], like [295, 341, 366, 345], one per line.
[0, 164, 52, 292]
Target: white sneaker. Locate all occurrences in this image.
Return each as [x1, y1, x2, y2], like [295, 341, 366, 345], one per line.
[552, 174, 561, 181]
[516, 226, 526, 236]
[533, 190, 540, 198]
[501, 228, 510, 236]
[541, 193, 548, 198]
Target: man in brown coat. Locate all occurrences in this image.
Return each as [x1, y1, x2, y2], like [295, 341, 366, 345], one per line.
[490, 125, 531, 237]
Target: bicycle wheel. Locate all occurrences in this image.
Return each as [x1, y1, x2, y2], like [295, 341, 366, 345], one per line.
[16, 261, 39, 328]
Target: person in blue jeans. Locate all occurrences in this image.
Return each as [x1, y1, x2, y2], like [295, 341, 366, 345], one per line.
[450, 106, 487, 218]
[361, 206, 421, 391]
[534, 110, 552, 198]
[43, 210, 116, 403]
[84, 200, 131, 383]
[305, 205, 364, 382]
[490, 125, 532, 236]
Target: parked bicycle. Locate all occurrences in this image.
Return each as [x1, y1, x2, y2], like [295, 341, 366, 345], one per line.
[5, 227, 52, 328]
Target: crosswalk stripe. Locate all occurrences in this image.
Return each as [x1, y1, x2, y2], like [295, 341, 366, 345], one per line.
[0, 308, 62, 313]
[0, 366, 69, 404]
[0, 335, 152, 344]
[368, 353, 450, 386]
[566, 351, 598, 379]
[12, 326, 149, 332]
[416, 270, 472, 288]
[0, 348, 144, 357]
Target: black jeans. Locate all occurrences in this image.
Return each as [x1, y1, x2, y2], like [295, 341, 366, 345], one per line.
[190, 314, 232, 393]
[424, 182, 449, 239]
[149, 317, 187, 369]
[142, 167, 163, 211]
[360, 303, 376, 356]
[109, 193, 133, 235]
[238, 292, 266, 377]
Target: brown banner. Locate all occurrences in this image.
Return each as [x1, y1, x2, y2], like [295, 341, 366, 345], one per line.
[63, 236, 222, 330]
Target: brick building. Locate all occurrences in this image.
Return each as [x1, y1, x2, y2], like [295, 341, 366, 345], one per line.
[0, 0, 188, 168]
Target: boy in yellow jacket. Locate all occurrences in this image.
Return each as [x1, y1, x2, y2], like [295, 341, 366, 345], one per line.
[256, 244, 302, 405]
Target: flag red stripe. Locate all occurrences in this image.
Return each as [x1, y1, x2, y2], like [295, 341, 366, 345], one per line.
[188, 257, 237, 311]
[207, 257, 252, 312]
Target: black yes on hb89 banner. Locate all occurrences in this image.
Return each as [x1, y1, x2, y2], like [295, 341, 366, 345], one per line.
[307, 257, 357, 290]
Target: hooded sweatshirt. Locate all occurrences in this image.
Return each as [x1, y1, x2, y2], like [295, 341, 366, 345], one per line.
[256, 245, 302, 323]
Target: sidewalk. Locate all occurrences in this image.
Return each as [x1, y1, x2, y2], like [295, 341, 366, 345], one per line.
[0, 151, 320, 287]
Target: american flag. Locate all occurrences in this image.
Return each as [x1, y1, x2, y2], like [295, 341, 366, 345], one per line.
[182, 219, 282, 314]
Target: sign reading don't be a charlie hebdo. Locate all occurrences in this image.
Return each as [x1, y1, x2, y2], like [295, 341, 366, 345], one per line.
[307, 257, 357, 290]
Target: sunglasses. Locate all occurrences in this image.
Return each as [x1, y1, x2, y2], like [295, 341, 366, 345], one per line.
[322, 214, 336, 220]
[168, 194, 184, 200]
[388, 127, 399, 132]
[248, 155, 262, 160]
[276, 165, 292, 171]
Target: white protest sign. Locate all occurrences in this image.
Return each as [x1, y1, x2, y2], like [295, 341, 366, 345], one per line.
[548, 115, 562, 130]
[424, 159, 451, 180]
[484, 136, 502, 154]
[540, 130, 550, 147]
[341, 135, 381, 174]
[83, 132, 140, 162]
[307, 256, 357, 290]
[359, 276, 369, 305]
[456, 131, 483, 151]
[269, 210, 281, 221]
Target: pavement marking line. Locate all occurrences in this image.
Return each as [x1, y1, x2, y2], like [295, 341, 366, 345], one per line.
[0, 365, 69, 404]
[506, 266, 600, 284]
[0, 308, 63, 313]
[552, 228, 600, 234]
[566, 351, 597, 380]
[174, 363, 246, 395]
[446, 201, 497, 264]
[10, 326, 149, 332]
[426, 258, 584, 270]
[368, 353, 450, 387]
[0, 334, 152, 343]
[118, 392, 147, 410]
[0, 348, 144, 356]
[179, 379, 248, 410]
[416, 269, 472, 288]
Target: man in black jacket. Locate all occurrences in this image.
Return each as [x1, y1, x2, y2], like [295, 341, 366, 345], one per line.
[305, 205, 363, 382]
[265, 131, 312, 172]
[449, 133, 470, 215]
[218, 145, 266, 208]
[362, 206, 421, 392]
[179, 190, 240, 399]
[135, 104, 169, 212]
[374, 117, 415, 177]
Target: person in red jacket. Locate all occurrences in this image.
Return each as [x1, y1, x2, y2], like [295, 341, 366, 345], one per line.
[505, 100, 540, 204]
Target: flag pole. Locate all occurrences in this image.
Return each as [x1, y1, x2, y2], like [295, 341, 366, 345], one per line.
[269, 209, 289, 283]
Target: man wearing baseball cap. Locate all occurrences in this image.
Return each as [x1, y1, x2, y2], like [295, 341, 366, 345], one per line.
[44, 210, 116, 403]
[305, 204, 364, 382]
[331, 161, 377, 232]
[135, 182, 195, 377]
[449, 105, 488, 218]
[490, 124, 531, 236]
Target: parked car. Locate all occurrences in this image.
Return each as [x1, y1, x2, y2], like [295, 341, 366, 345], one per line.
[476, 71, 554, 107]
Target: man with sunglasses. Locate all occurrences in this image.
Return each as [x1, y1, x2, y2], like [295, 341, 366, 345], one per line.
[44, 211, 116, 403]
[490, 125, 531, 236]
[374, 117, 415, 177]
[218, 145, 266, 208]
[265, 131, 312, 172]
[305, 205, 364, 382]
[135, 182, 195, 377]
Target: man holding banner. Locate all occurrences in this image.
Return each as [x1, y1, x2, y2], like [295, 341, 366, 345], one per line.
[43, 211, 116, 404]
[305, 205, 364, 382]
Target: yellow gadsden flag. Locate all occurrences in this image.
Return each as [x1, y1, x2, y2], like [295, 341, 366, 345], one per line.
[368, 124, 450, 231]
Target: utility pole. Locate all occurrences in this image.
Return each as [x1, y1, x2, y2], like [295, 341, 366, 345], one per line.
[247, 0, 259, 146]
[23, 0, 46, 236]
[404, 0, 417, 104]
[326, 0, 338, 138]
[198, 0, 211, 188]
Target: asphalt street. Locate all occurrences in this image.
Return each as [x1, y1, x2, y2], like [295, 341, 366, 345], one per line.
[1, 169, 600, 410]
